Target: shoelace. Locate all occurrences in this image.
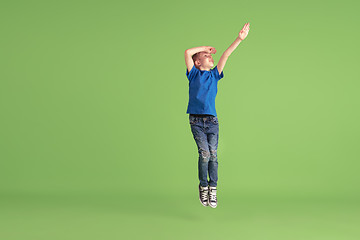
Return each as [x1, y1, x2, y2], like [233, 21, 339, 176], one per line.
[201, 188, 208, 201]
[209, 189, 217, 202]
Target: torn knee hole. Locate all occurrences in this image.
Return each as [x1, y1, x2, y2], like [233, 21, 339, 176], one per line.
[199, 149, 210, 158]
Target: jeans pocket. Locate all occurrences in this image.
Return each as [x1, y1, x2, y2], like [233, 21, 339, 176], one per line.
[210, 117, 218, 125]
[189, 116, 197, 125]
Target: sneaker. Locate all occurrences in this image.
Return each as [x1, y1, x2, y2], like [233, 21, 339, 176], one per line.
[208, 186, 217, 208]
[198, 184, 209, 207]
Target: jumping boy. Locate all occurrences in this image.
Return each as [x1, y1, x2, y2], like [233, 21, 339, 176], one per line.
[184, 22, 250, 208]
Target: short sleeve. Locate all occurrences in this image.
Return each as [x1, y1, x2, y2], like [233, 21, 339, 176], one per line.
[186, 65, 197, 81]
[213, 65, 224, 81]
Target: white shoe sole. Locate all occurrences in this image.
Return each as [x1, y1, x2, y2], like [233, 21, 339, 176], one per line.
[208, 203, 217, 208]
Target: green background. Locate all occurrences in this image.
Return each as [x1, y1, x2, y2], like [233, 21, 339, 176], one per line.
[1, 0, 360, 239]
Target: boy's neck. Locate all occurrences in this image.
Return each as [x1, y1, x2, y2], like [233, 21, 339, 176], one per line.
[198, 66, 211, 71]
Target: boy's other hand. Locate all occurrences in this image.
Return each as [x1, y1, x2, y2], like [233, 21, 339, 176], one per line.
[207, 47, 217, 54]
[239, 22, 250, 40]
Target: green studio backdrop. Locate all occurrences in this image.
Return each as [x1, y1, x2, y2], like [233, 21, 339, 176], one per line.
[1, 0, 360, 239]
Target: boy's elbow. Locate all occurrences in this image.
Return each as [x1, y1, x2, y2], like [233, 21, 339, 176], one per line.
[185, 49, 193, 57]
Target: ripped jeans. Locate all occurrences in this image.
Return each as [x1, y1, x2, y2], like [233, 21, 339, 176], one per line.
[189, 114, 219, 187]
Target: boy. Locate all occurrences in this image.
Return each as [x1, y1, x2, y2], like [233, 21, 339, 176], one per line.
[184, 23, 250, 208]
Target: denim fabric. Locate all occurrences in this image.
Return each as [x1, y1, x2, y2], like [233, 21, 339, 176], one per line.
[189, 114, 219, 187]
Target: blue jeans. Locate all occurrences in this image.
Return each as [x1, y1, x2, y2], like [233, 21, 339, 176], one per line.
[189, 114, 219, 187]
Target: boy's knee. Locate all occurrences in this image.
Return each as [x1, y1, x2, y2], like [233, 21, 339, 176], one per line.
[199, 148, 210, 162]
[209, 149, 217, 162]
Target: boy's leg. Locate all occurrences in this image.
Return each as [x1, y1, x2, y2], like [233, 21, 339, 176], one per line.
[190, 116, 211, 187]
[207, 117, 219, 187]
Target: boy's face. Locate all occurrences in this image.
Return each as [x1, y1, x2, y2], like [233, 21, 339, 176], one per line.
[195, 52, 214, 69]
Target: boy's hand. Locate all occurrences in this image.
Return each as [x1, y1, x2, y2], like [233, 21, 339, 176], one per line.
[238, 22, 250, 40]
[207, 47, 217, 54]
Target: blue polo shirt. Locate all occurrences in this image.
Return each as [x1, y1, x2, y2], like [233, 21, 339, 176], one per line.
[186, 65, 224, 117]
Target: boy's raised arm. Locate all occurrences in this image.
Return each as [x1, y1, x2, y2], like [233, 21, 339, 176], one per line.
[217, 23, 250, 75]
[185, 46, 216, 56]
[184, 46, 216, 73]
